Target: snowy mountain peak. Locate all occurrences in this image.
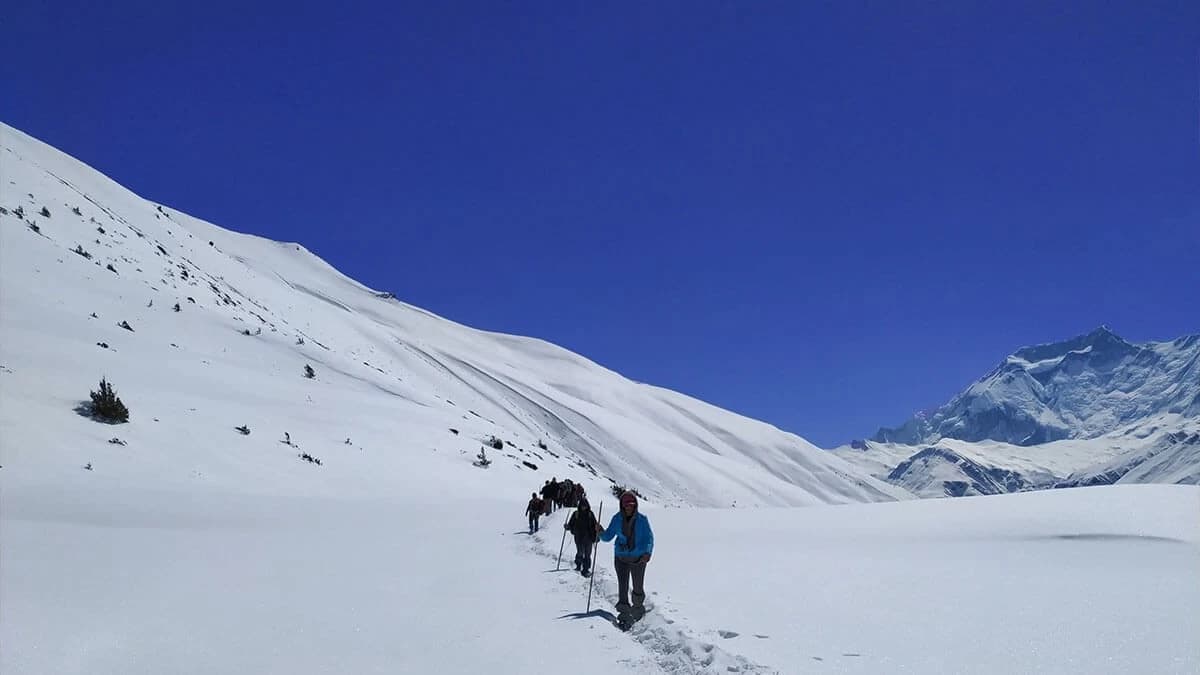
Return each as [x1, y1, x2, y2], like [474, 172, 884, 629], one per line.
[1009, 325, 1135, 366]
[872, 327, 1200, 447]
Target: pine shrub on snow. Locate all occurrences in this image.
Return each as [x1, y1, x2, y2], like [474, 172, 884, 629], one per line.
[473, 447, 492, 468]
[89, 377, 129, 423]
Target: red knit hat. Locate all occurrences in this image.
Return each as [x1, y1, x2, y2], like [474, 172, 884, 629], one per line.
[619, 492, 638, 509]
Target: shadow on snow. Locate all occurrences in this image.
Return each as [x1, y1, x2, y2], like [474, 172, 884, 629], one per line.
[557, 609, 617, 623]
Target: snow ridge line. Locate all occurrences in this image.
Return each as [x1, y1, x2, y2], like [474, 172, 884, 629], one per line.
[519, 511, 776, 675]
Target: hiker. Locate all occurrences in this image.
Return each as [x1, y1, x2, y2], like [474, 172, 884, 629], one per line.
[597, 491, 654, 621]
[525, 492, 544, 534]
[543, 478, 558, 513]
[565, 499, 599, 577]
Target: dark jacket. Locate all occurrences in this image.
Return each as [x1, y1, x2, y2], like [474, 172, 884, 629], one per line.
[566, 508, 599, 543]
[526, 498, 543, 516]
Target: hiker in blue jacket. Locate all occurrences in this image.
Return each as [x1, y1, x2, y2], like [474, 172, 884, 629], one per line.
[597, 491, 654, 620]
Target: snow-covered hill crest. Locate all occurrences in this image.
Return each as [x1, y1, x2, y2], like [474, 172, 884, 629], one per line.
[0, 121, 905, 507]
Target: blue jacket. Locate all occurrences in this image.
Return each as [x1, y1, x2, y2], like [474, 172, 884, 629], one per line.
[599, 512, 654, 560]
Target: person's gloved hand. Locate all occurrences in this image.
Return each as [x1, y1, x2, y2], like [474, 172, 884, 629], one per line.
[638, 554, 651, 564]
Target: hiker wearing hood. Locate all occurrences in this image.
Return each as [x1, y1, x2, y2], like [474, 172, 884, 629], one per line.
[597, 491, 654, 618]
[565, 499, 599, 577]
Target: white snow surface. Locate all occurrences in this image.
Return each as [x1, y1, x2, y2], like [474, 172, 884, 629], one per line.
[5, 480, 1198, 674]
[3, 122, 1199, 673]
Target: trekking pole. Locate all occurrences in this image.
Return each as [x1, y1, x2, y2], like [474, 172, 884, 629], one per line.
[556, 508, 575, 571]
[585, 501, 603, 613]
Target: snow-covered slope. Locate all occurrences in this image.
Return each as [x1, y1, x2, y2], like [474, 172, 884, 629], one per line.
[839, 418, 1196, 498]
[0, 121, 905, 507]
[873, 326, 1200, 447]
[1056, 419, 1200, 488]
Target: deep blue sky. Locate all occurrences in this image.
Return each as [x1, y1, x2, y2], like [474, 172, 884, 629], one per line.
[4, 1, 1198, 446]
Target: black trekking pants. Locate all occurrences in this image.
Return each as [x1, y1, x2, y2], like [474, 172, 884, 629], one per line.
[614, 557, 647, 612]
[573, 534, 593, 572]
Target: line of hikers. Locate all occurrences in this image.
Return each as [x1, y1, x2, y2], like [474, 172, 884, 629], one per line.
[524, 487, 655, 623]
[525, 477, 578, 533]
[542, 477, 586, 514]
[525, 477, 584, 533]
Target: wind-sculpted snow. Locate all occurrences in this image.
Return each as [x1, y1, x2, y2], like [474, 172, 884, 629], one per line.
[0, 121, 902, 507]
